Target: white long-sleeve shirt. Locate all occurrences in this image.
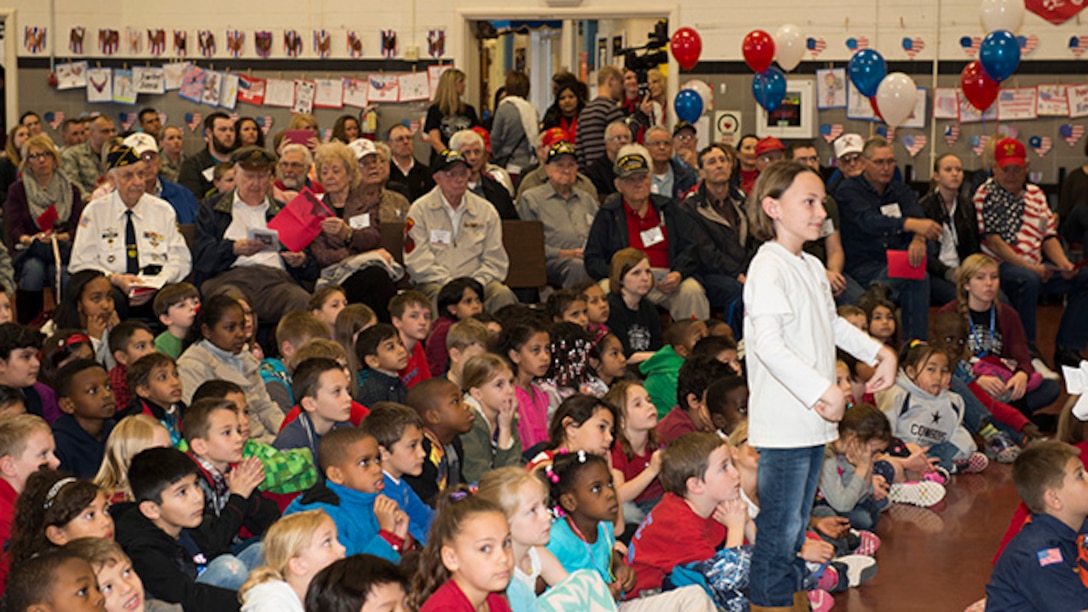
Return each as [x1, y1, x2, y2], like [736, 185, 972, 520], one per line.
[743, 241, 881, 449]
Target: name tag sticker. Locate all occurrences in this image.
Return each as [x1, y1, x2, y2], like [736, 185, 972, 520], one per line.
[430, 229, 452, 247]
[820, 218, 835, 238]
[640, 226, 665, 247]
[349, 213, 370, 230]
[880, 203, 902, 218]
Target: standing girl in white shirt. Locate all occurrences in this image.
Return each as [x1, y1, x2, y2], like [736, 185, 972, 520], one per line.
[742, 162, 897, 611]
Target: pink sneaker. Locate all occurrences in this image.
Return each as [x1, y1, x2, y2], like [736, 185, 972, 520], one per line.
[817, 564, 840, 591]
[853, 529, 881, 556]
[808, 589, 835, 612]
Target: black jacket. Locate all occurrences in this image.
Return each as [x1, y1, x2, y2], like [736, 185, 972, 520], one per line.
[471, 175, 519, 220]
[680, 182, 752, 279]
[919, 188, 981, 280]
[585, 158, 617, 201]
[177, 149, 220, 200]
[583, 192, 696, 281]
[115, 509, 240, 612]
[404, 434, 464, 507]
[193, 189, 319, 286]
[387, 159, 435, 203]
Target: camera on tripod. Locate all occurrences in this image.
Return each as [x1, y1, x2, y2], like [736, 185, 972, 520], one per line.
[620, 20, 668, 98]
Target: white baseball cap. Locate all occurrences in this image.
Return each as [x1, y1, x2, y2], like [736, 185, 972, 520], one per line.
[348, 138, 379, 161]
[122, 132, 158, 157]
[834, 133, 864, 159]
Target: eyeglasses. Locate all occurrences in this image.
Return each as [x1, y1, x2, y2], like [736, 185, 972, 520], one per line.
[606, 136, 630, 144]
[840, 153, 862, 164]
[647, 140, 671, 148]
[674, 134, 695, 142]
[279, 161, 306, 169]
[27, 152, 50, 162]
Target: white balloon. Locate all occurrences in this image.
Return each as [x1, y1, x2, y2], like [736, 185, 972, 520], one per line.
[874, 72, 918, 128]
[774, 24, 805, 72]
[682, 79, 713, 113]
[980, 0, 1024, 33]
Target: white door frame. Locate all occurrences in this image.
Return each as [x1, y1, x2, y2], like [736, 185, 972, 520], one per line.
[454, 6, 679, 126]
[1, 9, 18, 131]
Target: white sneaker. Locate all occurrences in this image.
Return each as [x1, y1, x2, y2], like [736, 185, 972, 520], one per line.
[834, 554, 878, 587]
[888, 481, 946, 507]
[1032, 357, 1060, 381]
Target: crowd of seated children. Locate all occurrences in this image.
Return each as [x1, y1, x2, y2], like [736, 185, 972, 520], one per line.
[259, 311, 329, 414]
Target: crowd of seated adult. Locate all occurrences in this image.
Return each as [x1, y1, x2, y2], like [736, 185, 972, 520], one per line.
[4, 66, 1087, 380]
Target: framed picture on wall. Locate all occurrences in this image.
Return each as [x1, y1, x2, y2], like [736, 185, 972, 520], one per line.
[756, 79, 815, 138]
[815, 68, 846, 110]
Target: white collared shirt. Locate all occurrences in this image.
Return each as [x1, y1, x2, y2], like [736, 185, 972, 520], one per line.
[224, 192, 283, 270]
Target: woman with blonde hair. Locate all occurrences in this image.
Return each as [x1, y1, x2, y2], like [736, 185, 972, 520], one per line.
[424, 68, 479, 164]
[94, 414, 173, 504]
[309, 141, 398, 317]
[239, 509, 345, 612]
[7, 133, 84, 323]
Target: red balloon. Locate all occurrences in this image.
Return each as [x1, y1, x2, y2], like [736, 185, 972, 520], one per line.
[671, 27, 703, 71]
[869, 96, 885, 122]
[742, 30, 776, 73]
[961, 60, 1000, 112]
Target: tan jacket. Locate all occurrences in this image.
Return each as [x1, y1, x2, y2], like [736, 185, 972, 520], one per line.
[404, 187, 508, 286]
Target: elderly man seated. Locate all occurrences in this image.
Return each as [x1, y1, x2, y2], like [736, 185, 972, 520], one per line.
[515, 127, 598, 201]
[975, 137, 1088, 369]
[404, 149, 517, 313]
[448, 129, 518, 220]
[273, 143, 324, 202]
[194, 146, 316, 322]
[122, 133, 199, 224]
[584, 144, 709, 321]
[645, 126, 697, 204]
[584, 120, 632, 202]
[518, 141, 598, 288]
[69, 143, 192, 318]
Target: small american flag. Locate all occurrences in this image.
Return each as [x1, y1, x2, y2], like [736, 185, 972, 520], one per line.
[807, 37, 826, 59]
[1062, 124, 1086, 148]
[1037, 547, 1063, 567]
[1029, 135, 1052, 157]
[846, 36, 869, 54]
[960, 36, 981, 57]
[821, 123, 843, 143]
[1019, 35, 1038, 56]
[944, 125, 960, 146]
[902, 134, 927, 157]
[1070, 35, 1088, 58]
[971, 134, 992, 157]
[902, 37, 925, 59]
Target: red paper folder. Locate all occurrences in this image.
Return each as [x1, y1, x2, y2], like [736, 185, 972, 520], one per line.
[886, 249, 925, 280]
[266, 188, 334, 252]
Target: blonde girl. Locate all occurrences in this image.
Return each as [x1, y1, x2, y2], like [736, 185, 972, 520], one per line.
[605, 381, 664, 524]
[424, 69, 479, 163]
[477, 467, 616, 612]
[239, 509, 346, 612]
[742, 161, 896, 609]
[408, 486, 514, 612]
[94, 414, 173, 504]
[461, 353, 521, 483]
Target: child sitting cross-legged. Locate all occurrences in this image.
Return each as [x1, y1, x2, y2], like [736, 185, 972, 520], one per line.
[814, 403, 892, 532]
[51, 358, 118, 478]
[359, 402, 435, 544]
[625, 432, 748, 609]
[107, 321, 158, 411]
[182, 398, 280, 555]
[355, 323, 409, 406]
[273, 358, 354, 471]
[237, 509, 346, 612]
[987, 441, 1088, 610]
[192, 380, 318, 496]
[115, 447, 250, 610]
[546, 450, 715, 609]
[120, 352, 185, 446]
[403, 378, 476, 506]
[65, 536, 181, 612]
[284, 427, 412, 562]
[153, 281, 201, 359]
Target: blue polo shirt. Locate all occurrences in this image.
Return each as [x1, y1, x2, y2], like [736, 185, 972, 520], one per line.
[834, 174, 925, 276]
[986, 513, 1088, 611]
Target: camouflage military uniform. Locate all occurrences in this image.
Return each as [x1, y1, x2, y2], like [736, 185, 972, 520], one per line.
[60, 141, 105, 200]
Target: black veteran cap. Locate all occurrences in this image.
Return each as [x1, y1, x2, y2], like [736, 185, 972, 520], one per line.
[614, 152, 650, 178]
[106, 145, 140, 171]
[546, 141, 576, 164]
[231, 146, 276, 171]
[431, 149, 469, 176]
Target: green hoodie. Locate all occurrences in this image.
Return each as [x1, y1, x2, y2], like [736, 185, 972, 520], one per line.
[639, 345, 684, 419]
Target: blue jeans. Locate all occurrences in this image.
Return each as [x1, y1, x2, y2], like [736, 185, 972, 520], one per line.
[927, 441, 963, 471]
[812, 496, 887, 531]
[751, 445, 825, 607]
[849, 261, 930, 341]
[195, 541, 263, 591]
[999, 263, 1088, 348]
[833, 273, 866, 307]
[17, 257, 66, 291]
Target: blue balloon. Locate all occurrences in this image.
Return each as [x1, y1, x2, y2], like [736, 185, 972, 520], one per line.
[751, 68, 787, 112]
[674, 89, 704, 123]
[980, 29, 1020, 82]
[848, 49, 887, 98]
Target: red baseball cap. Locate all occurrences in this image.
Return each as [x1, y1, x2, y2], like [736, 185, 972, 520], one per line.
[541, 127, 570, 148]
[994, 137, 1026, 168]
[754, 136, 785, 158]
[471, 126, 492, 153]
